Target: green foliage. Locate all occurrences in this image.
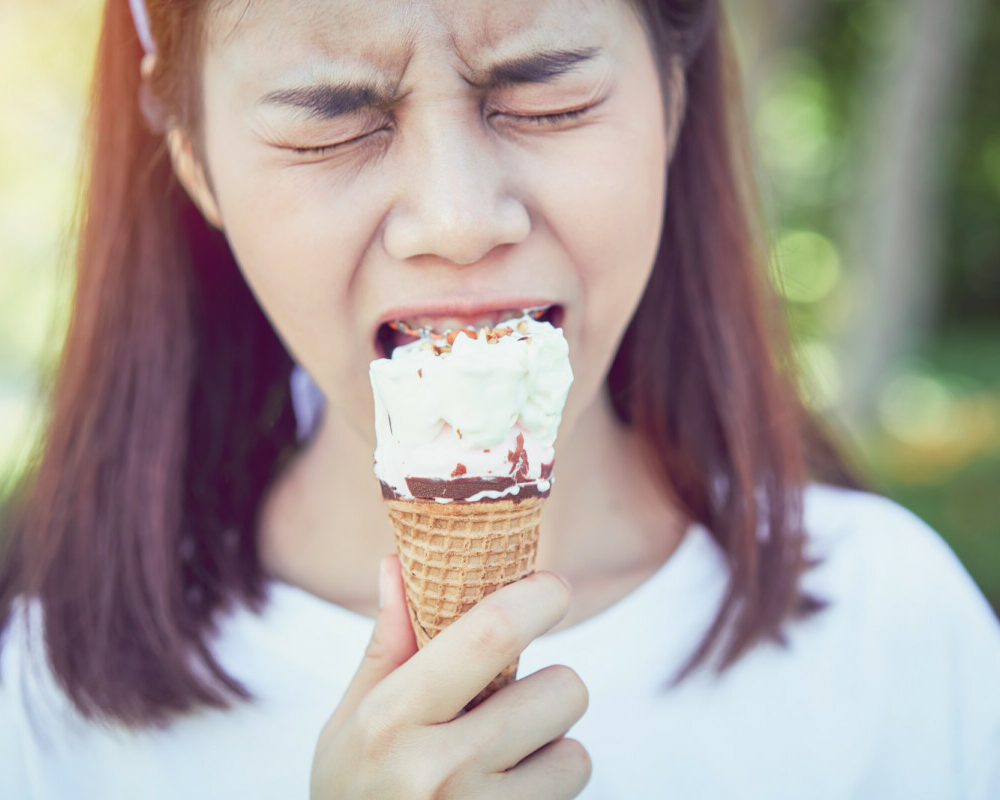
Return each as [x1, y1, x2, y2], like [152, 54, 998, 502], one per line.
[943, 6, 1000, 318]
[739, 0, 1000, 610]
[877, 453, 1000, 617]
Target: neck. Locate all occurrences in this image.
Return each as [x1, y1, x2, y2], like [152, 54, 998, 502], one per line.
[260, 391, 687, 616]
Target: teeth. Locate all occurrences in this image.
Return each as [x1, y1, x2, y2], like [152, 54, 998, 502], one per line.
[396, 306, 549, 337]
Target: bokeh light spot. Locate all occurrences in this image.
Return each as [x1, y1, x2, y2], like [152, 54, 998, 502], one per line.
[878, 372, 956, 443]
[794, 339, 841, 410]
[755, 54, 836, 199]
[773, 229, 842, 304]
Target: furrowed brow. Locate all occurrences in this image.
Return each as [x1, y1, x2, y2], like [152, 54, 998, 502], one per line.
[477, 46, 601, 88]
[258, 84, 391, 120]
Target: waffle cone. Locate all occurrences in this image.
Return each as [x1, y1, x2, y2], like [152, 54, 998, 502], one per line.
[384, 496, 543, 710]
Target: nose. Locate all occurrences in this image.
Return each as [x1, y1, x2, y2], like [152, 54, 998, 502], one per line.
[382, 120, 530, 265]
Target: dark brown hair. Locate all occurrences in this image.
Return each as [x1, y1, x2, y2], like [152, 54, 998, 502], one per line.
[0, 0, 858, 726]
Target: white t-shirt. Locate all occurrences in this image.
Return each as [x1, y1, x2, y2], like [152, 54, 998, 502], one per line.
[3, 485, 999, 799]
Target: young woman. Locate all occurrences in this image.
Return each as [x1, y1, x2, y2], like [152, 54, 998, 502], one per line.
[2, 0, 998, 797]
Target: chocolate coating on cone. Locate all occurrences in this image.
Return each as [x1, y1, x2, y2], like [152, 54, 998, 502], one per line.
[384, 496, 542, 710]
[380, 477, 550, 502]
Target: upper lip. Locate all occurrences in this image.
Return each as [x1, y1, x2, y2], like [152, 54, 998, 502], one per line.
[374, 298, 557, 330]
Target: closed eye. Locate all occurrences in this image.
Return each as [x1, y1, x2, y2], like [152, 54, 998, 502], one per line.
[509, 108, 590, 125]
[281, 102, 596, 159]
[490, 101, 600, 129]
[284, 125, 393, 159]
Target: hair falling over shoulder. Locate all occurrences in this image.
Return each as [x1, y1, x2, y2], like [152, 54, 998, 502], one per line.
[0, 0, 859, 726]
[0, 0, 296, 726]
[612, 2, 863, 679]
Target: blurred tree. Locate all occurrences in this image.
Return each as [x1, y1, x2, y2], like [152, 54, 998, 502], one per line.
[836, 0, 984, 425]
[941, 5, 1000, 322]
[726, 0, 826, 100]
[726, 0, 989, 425]
[725, 0, 1000, 611]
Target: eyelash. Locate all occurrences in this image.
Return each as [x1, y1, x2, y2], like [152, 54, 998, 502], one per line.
[286, 105, 593, 159]
[500, 106, 591, 125]
[290, 127, 391, 158]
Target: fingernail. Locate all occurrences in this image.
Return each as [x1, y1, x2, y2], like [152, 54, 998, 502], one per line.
[378, 557, 389, 610]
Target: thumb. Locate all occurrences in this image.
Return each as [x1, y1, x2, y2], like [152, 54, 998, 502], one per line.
[333, 554, 418, 722]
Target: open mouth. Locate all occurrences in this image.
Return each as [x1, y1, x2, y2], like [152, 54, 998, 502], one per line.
[376, 304, 564, 358]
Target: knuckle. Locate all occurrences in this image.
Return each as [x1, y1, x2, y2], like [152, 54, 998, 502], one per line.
[362, 632, 391, 664]
[411, 736, 471, 799]
[540, 570, 572, 608]
[549, 665, 589, 715]
[448, 737, 480, 772]
[430, 731, 479, 782]
[435, 762, 475, 800]
[521, 571, 572, 618]
[468, 603, 520, 656]
[556, 737, 592, 782]
[412, 768, 450, 800]
[352, 694, 402, 760]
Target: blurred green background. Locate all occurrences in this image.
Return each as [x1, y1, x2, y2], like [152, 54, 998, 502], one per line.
[1, 1, 998, 613]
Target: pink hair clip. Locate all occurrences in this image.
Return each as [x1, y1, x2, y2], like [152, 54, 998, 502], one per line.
[128, 0, 157, 55]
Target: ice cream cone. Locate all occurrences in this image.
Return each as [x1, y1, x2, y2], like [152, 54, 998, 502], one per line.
[370, 316, 571, 710]
[384, 496, 543, 710]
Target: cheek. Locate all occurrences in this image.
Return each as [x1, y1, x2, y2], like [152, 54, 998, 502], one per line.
[562, 126, 666, 294]
[215, 165, 343, 314]
[208, 135, 367, 347]
[527, 98, 668, 423]
[202, 128, 388, 425]
[540, 115, 667, 347]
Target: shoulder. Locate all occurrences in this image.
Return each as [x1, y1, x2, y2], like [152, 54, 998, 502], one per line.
[793, 486, 1000, 796]
[802, 484, 982, 591]
[803, 482, 949, 553]
[800, 483, 997, 629]
[0, 597, 69, 797]
[799, 485, 1000, 791]
[0, 597, 78, 732]
[802, 484, 971, 592]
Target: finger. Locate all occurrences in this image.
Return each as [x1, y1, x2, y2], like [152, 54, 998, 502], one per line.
[495, 737, 592, 800]
[327, 554, 417, 729]
[380, 570, 571, 724]
[454, 664, 589, 773]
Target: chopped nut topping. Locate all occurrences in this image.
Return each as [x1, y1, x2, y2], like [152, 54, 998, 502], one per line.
[507, 432, 529, 481]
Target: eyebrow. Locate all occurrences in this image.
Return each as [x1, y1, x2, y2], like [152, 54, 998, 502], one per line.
[258, 85, 391, 120]
[473, 46, 602, 88]
[258, 46, 602, 121]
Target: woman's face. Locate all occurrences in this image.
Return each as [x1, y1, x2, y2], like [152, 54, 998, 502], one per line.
[196, 0, 673, 442]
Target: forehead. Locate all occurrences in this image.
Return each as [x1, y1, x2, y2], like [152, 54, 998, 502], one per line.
[206, 0, 626, 68]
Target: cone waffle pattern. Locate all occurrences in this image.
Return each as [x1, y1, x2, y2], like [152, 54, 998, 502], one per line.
[385, 497, 542, 709]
